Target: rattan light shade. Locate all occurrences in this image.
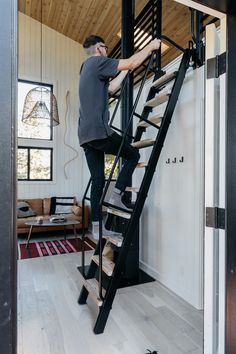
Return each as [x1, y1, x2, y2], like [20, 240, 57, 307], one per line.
[22, 86, 59, 126]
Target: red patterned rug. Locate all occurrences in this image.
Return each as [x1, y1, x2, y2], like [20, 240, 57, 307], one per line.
[18, 237, 96, 260]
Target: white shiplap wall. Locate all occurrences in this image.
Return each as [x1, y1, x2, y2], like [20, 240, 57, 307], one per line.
[18, 13, 88, 201]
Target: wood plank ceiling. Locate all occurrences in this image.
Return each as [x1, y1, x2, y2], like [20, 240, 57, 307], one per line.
[18, 0, 213, 67]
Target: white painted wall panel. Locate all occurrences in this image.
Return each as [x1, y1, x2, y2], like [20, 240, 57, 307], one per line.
[132, 58, 204, 308]
[18, 13, 87, 201]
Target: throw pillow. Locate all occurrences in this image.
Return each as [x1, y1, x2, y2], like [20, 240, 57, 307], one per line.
[17, 201, 36, 219]
[50, 197, 75, 215]
[72, 205, 82, 216]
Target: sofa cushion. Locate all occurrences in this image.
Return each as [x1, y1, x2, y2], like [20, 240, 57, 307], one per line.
[43, 198, 51, 215]
[72, 205, 82, 216]
[50, 197, 75, 215]
[17, 202, 36, 219]
[19, 198, 43, 216]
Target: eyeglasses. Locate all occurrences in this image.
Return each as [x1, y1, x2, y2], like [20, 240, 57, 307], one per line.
[99, 44, 108, 51]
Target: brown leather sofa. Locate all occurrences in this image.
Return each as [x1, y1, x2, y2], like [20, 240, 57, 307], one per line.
[17, 197, 89, 235]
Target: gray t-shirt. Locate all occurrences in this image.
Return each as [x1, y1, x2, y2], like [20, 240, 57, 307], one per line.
[78, 56, 119, 146]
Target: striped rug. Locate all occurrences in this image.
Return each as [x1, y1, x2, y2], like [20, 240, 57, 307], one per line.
[18, 237, 96, 260]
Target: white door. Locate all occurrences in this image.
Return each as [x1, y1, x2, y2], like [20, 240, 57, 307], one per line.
[204, 19, 226, 354]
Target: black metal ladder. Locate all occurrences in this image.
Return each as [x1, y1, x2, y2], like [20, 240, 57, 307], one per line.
[78, 42, 193, 334]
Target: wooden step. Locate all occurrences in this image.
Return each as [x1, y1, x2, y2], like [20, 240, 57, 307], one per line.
[83, 278, 105, 307]
[131, 139, 155, 149]
[136, 162, 148, 168]
[103, 234, 123, 247]
[151, 71, 177, 90]
[125, 186, 140, 193]
[107, 208, 131, 219]
[92, 255, 115, 276]
[137, 113, 162, 128]
[145, 90, 170, 108]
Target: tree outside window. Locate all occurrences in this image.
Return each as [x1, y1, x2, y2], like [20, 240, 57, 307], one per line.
[105, 154, 119, 179]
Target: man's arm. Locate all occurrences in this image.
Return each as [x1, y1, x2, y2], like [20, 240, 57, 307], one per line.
[117, 38, 161, 71]
[108, 70, 128, 94]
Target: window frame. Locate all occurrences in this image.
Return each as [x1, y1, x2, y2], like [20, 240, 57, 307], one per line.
[18, 146, 53, 182]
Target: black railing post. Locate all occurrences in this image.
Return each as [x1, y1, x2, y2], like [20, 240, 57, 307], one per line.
[196, 10, 204, 66]
[153, 0, 162, 70]
[191, 9, 204, 67]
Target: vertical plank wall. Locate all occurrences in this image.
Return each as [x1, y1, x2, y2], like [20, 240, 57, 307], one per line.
[18, 13, 88, 201]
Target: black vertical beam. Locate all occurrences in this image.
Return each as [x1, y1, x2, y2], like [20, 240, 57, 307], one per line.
[226, 13, 236, 354]
[121, 0, 134, 132]
[195, 11, 204, 65]
[120, 0, 139, 279]
[121, 0, 134, 204]
[0, 0, 18, 353]
[121, 0, 134, 199]
[153, 0, 162, 70]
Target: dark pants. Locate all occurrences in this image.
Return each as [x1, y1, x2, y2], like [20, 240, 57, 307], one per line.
[83, 132, 140, 221]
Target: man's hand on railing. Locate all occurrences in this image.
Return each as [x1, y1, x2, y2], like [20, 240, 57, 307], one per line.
[148, 38, 161, 52]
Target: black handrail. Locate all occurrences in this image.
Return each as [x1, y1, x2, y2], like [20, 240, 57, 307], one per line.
[161, 35, 185, 53]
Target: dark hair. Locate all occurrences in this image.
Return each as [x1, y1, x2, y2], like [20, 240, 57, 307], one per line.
[83, 35, 105, 48]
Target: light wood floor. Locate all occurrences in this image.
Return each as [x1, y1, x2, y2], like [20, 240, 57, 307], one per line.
[17, 250, 203, 354]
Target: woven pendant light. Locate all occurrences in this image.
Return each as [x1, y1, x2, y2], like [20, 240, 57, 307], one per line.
[22, 87, 59, 126]
[21, 0, 59, 127]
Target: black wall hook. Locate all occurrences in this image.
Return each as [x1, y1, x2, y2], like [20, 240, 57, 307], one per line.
[172, 157, 177, 163]
[166, 158, 170, 164]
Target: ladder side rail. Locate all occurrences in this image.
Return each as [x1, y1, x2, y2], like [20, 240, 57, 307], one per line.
[97, 52, 155, 299]
[81, 177, 91, 276]
[109, 72, 129, 127]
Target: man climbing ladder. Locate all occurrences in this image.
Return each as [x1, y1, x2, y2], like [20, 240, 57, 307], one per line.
[78, 34, 161, 239]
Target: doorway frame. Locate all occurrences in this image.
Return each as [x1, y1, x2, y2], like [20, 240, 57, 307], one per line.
[0, 0, 18, 353]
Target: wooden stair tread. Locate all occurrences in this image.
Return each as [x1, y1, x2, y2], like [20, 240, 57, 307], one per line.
[83, 278, 105, 307]
[136, 162, 148, 168]
[107, 208, 131, 219]
[151, 71, 177, 89]
[92, 255, 115, 276]
[145, 90, 170, 108]
[137, 113, 162, 128]
[125, 186, 140, 193]
[131, 139, 155, 148]
[103, 234, 123, 247]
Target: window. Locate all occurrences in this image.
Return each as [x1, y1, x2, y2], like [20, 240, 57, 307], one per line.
[17, 80, 54, 182]
[18, 80, 53, 140]
[18, 147, 52, 181]
[105, 155, 119, 179]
